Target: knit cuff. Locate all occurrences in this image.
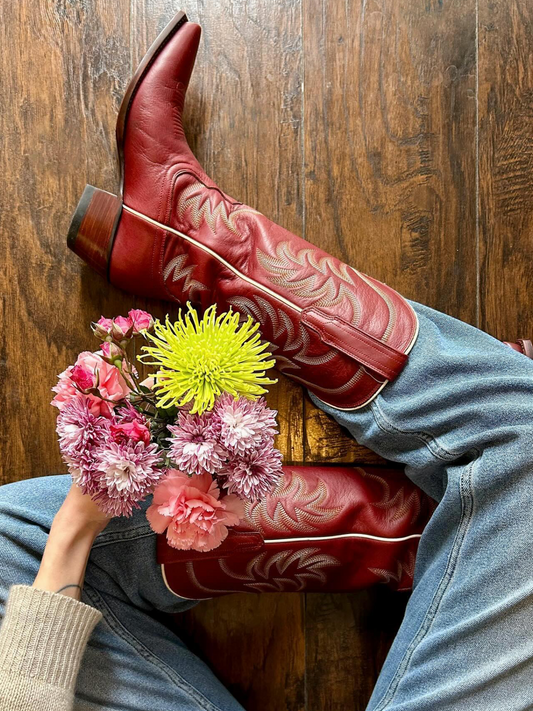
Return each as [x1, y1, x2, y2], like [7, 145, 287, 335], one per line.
[0, 585, 102, 691]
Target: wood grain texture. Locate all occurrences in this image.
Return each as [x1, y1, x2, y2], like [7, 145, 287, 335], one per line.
[1, 0, 530, 709]
[304, 396, 390, 466]
[137, 3, 309, 710]
[0, 0, 134, 485]
[302, 0, 477, 313]
[478, 0, 533, 340]
[305, 590, 409, 711]
[302, 0, 478, 466]
[301, 2, 477, 707]
[173, 593, 305, 711]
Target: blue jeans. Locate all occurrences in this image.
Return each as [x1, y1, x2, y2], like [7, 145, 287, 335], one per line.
[310, 301, 533, 710]
[2, 300, 533, 710]
[0, 478, 244, 711]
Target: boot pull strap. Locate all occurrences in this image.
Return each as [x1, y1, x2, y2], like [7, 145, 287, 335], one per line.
[301, 308, 409, 382]
[157, 531, 264, 564]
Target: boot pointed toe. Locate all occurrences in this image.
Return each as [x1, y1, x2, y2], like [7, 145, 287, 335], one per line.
[68, 12, 419, 411]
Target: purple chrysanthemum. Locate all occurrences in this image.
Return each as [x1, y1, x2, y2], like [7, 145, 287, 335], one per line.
[56, 395, 111, 495]
[92, 441, 164, 517]
[220, 441, 283, 502]
[167, 411, 226, 476]
[212, 394, 278, 455]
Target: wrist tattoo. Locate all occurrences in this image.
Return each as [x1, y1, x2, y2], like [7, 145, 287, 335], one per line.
[56, 584, 83, 596]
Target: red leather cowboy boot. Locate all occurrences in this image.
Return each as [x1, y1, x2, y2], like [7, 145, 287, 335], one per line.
[504, 339, 533, 358]
[158, 465, 435, 598]
[67, 11, 418, 411]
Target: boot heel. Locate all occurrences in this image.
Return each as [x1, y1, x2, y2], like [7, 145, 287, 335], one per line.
[67, 185, 122, 278]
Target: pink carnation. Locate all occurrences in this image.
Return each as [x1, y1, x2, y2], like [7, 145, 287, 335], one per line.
[221, 442, 283, 502]
[167, 412, 226, 475]
[52, 366, 80, 409]
[147, 469, 244, 552]
[212, 394, 278, 455]
[51, 351, 130, 417]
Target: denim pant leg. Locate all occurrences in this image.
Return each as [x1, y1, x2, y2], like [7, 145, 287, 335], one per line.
[0, 475, 245, 711]
[310, 301, 533, 711]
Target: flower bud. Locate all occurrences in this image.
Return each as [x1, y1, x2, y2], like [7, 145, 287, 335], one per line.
[100, 341, 125, 364]
[140, 375, 155, 391]
[111, 316, 134, 341]
[128, 309, 155, 335]
[92, 316, 114, 340]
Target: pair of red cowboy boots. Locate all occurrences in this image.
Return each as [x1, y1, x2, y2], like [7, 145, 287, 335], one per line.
[67, 12, 531, 598]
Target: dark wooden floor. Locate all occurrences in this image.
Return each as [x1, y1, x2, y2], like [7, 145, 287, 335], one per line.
[2, 1, 533, 709]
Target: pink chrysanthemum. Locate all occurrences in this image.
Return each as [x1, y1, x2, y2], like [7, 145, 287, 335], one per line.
[56, 395, 111, 495]
[212, 393, 278, 455]
[92, 441, 164, 517]
[114, 401, 147, 425]
[167, 411, 226, 476]
[221, 442, 283, 502]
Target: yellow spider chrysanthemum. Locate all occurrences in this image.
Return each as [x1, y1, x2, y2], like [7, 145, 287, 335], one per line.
[139, 304, 277, 415]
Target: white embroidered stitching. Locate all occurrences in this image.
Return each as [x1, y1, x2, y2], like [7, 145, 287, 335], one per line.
[242, 469, 344, 534]
[162, 253, 209, 300]
[368, 550, 416, 585]
[360, 470, 422, 524]
[226, 295, 337, 367]
[177, 181, 259, 235]
[257, 243, 363, 326]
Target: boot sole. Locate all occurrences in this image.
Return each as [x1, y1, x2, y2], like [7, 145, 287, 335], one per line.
[67, 10, 188, 278]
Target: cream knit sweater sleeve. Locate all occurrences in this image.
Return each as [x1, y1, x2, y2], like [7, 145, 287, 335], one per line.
[0, 585, 102, 711]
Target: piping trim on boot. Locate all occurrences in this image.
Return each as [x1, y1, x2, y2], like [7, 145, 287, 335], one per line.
[263, 532, 422, 544]
[159, 529, 422, 599]
[123, 203, 304, 314]
[122, 203, 419, 396]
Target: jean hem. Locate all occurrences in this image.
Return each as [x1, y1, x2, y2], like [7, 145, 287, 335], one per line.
[83, 585, 226, 711]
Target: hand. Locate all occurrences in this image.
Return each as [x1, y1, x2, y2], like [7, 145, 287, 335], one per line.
[33, 484, 112, 599]
[53, 483, 112, 538]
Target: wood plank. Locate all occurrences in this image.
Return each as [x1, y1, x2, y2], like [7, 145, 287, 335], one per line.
[478, 0, 533, 340]
[305, 590, 409, 711]
[302, 0, 478, 314]
[174, 593, 305, 711]
[302, 0, 479, 465]
[301, 1, 478, 707]
[133, 4, 307, 709]
[304, 397, 391, 467]
[0, 0, 135, 484]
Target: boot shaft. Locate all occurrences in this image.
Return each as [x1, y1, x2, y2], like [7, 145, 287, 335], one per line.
[158, 465, 435, 598]
[69, 12, 419, 410]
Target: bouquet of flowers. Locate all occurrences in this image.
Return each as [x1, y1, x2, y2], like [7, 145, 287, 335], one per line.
[51, 304, 283, 552]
